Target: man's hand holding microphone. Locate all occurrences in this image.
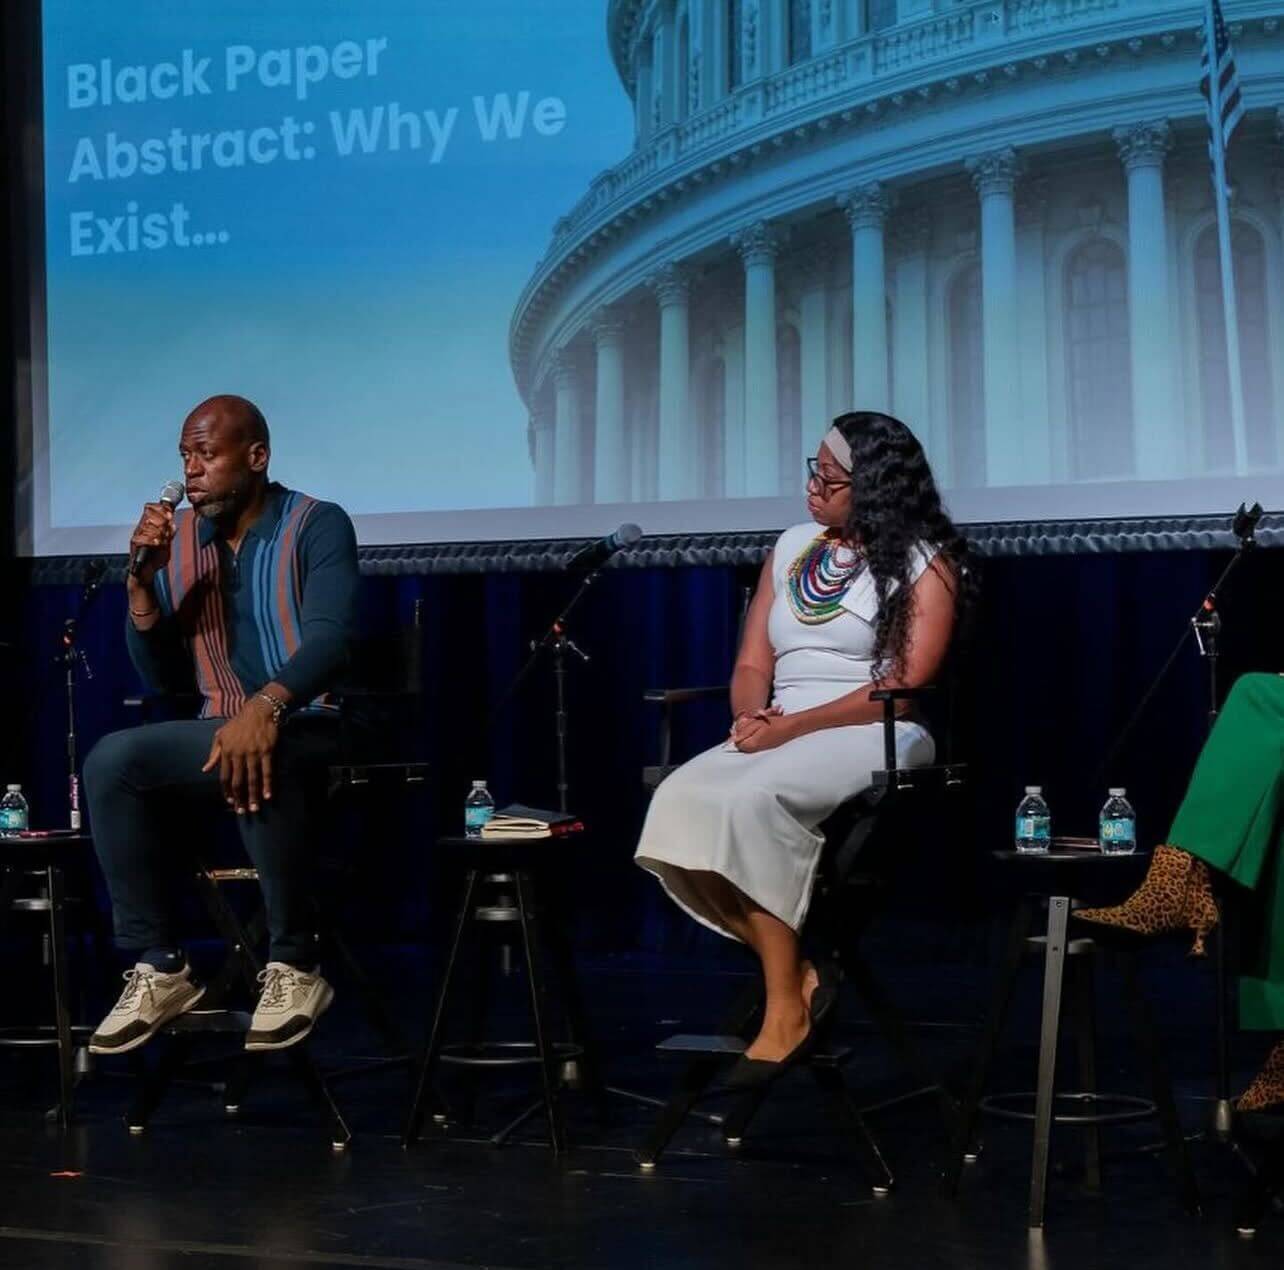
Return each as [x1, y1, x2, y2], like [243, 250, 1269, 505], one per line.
[127, 481, 184, 629]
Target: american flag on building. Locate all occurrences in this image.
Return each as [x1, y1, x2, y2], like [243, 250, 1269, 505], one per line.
[1200, 0, 1245, 150]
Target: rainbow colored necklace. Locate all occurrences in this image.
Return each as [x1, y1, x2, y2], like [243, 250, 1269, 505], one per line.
[786, 533, 864, 625]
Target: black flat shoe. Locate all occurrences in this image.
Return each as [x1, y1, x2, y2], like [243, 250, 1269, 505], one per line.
[807, 959, 840, 1028]
[722, 1022, 818, 1092]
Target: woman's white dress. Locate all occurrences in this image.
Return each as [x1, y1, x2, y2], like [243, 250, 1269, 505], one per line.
[635, 522, 937, 941]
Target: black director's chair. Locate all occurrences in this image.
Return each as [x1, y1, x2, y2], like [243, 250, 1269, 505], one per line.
[635, 676, 971, 1194]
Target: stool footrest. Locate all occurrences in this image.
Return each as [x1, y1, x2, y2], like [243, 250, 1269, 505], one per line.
[655, 1033, 851, 1064]
[980, 1090, 1156, 1127]
[439, 1040, 583, 1069]
[656, 1033, 745, 1056]
[0, 1024, 94, 1049]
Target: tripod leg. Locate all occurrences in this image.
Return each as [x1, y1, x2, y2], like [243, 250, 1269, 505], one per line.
[945, 900, 1032, 1196]
[515, 870, 565, 1155]
[403, 870, 478, 1147]
[46, 866, 75, 1129]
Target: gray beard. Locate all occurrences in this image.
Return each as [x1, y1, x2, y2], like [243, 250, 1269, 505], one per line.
[194, 499, 232, 521]
[193, 488, 245, 523]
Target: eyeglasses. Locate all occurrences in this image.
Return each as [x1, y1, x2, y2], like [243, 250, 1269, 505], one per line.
[806, 456, 851, 497]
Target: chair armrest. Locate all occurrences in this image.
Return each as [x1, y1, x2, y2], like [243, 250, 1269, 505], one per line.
[643, 686, 728, 705]
[642, 686, 730, 780]
[868, 685, 936, 703]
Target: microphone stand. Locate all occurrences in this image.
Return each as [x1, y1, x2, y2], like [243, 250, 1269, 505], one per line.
[488, 568, 599, 815]
[482, 546, 687, 1126]
[1092, 503, 1262, 1158]
[56, 560, 107, 831]
[1094, 503, 1261, 784]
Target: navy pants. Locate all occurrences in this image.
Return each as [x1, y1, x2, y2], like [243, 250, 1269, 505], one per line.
[83, 716, 340, 966]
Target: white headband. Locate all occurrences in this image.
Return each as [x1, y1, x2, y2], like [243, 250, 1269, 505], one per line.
[822, 426, 852, 472]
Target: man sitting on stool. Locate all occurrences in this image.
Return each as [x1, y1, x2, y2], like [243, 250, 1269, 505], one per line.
[85, 394, 359, 1055]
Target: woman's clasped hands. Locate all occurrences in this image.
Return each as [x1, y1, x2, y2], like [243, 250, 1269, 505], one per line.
[729, 704, 796, 753]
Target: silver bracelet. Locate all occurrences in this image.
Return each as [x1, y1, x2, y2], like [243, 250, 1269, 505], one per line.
[252, 691, 288, 726]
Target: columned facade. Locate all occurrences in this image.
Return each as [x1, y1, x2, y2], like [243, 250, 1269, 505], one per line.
[515, 5, 1284, 508]
[796, 246, 831, 478]
[552, 348, 583, 506]
[592, 308, 629, 503]
[966, 147, 1023, 487]
[649, 263, 694, 500]
[529, 400, 555, 506]
[734, 221, 784, 496]
[841, 182, 895, 415]
[1115, 119, 1179, 480]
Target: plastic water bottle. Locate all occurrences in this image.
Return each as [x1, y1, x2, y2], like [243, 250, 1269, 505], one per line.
[0, 785, 29, 837]
[1015, 786, 1052, 854]
[1099, 788, 1137, 855]
[464, 780, 495, 838]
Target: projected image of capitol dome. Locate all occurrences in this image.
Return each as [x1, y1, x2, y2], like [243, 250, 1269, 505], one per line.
[510, 1, 1284, 512]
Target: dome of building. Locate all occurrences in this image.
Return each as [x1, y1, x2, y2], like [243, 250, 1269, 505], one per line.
[511, 1, 1284, 516]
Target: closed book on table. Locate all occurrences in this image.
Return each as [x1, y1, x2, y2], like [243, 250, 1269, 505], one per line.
[479, 804, 584, 840]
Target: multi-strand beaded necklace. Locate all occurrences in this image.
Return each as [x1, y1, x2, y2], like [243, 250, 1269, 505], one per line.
[785, 533, 865, 625]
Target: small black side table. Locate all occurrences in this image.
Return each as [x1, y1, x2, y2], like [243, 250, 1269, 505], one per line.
[0, 832, 98, 1126]
[403, 833, 602, 1156]
[945, 846, 1200, 1228]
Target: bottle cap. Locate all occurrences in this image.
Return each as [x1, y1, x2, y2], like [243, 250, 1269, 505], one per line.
[471, 780, 487, 790]
[1108, 787, 1126, 797]
[1024, 785, 1042, 795]
[5, 784, 19, 793]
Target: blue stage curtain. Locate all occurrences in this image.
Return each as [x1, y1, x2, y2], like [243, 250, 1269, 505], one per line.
[5, 547, 1282, 959]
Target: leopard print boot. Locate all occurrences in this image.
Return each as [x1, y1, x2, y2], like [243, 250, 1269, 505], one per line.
[1075, 843, 1220, 956]
[1237, 1040, 1284, 1114]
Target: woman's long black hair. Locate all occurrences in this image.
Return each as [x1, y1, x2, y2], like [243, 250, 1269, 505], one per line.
[831, 410, 976, 680]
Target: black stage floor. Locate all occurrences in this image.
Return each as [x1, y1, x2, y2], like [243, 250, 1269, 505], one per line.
[1, 951, 1281, 1269]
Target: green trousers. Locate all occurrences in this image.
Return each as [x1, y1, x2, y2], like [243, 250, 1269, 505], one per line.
[1168, 672, 1284, 1030]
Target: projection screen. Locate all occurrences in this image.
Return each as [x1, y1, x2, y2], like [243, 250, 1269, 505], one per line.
[13, 0, 1284, 557]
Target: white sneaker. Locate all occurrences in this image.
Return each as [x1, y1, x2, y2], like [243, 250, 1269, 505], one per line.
[88, 964, 205, 1054]
[244, 963, 334, 1052]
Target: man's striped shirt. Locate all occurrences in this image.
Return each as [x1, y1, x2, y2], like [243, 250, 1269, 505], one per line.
[128, 483, 359, 718]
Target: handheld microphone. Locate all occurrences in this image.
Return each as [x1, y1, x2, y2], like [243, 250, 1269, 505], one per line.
[128, 480, 186, 578]
[565, 523, 642, 574]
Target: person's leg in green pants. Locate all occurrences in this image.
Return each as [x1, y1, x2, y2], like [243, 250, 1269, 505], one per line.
[1077, 672, 1284, 1110]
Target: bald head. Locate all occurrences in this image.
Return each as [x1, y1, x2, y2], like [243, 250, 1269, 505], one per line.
[179, 395, 270, 523]
[183, 394, 270, 448]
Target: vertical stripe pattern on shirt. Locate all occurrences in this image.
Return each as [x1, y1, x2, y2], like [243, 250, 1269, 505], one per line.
[157, 492, 317, 718]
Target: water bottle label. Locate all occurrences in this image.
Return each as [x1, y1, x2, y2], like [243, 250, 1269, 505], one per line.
[1016, 815, 1050, 841]
[1100, 818, 1135, 845]
[464, 806, 493, 830]
[0, 809, 25, 831]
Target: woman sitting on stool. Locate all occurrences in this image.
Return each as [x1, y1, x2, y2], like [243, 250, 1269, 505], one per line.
[1077, 671, 1284, 1112]
[635, 411, 971, 1086]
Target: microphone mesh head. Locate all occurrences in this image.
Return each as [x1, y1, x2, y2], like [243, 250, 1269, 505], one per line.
[159, 480, 186, 506]
[618, 523, 642, 546]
